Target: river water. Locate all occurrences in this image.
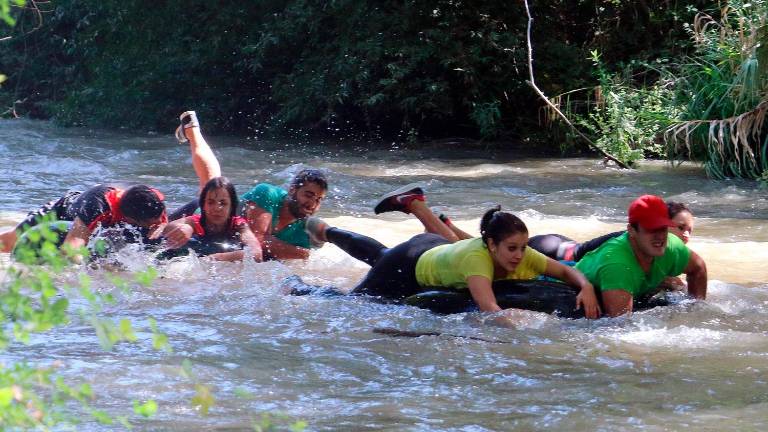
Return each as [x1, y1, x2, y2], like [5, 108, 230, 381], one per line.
[1, 118, 768, 431]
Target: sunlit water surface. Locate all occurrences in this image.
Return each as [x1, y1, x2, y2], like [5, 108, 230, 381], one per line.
[1, 119, 768, 431]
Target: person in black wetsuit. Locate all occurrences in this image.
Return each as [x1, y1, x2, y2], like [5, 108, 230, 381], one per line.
[161, 176, 264, 261]
[0, 184, 167, 261]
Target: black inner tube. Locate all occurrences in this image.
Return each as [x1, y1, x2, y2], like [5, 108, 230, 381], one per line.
[405, 279, 670, 318]
[287, 275, 670, 318]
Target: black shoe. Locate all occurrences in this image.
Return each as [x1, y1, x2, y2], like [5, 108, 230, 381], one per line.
[373, 183, 426, 214]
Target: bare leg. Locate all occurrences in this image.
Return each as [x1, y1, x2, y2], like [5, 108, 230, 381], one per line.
[0, 229, 17, 252]
[182, 120, 221, 193]
[443, 219, 474, 240]
[408, 200, 459, 243]
[372, 183, 472, 242]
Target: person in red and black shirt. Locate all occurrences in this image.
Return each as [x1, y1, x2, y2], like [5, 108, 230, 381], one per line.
[162, 177, 263, 262]
[0, 184, 167, 260]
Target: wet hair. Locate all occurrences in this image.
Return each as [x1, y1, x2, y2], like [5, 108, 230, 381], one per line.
[289, 168, 328, 191]
[479, 206, 528, 246]
[199, 176, 239, 229]
[120, 185, 166, 222]
[667, 201, 692, 218]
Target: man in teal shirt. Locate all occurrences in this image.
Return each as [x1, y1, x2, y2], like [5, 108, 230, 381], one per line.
[240, 169, 328, 260]
[575, 195, 707, 317]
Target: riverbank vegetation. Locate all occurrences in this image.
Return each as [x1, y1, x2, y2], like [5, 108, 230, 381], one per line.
[0, 0, 765, 178]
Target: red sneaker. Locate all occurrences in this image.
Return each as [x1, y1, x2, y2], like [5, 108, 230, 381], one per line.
[373, 183, 426, 214]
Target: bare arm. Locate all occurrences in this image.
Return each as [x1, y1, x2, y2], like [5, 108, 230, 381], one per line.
[207, 250, 247, 262]
[467, 275, 502, 312]
[61, 217, 93, 263]
[244, 201, 309, 260]
[261, 235, 310, 260]
[601, 290, 634, 317]
[684, 250, 707, 299]
[161, 217, 195, 249]
[543, 258, 601, 319]
[467, 275, 536, 327]
[235, 224, 264, 262]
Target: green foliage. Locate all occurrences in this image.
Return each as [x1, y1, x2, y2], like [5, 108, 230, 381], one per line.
[251, 412, 308, 432]
[133, 399, 158, 418]
[549, 1, 767, 176]
[564, 51, 680, 166]
[0, 0, 703, 145]
[0, 0, 24, 26]
[180, 359, 215, 416]
[664, 0, 768, 179]
[0, 216, 167, 429]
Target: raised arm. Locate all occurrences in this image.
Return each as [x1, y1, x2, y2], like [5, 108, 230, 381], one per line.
[543, 258, 601, 319]
[683, 250, 707, 299]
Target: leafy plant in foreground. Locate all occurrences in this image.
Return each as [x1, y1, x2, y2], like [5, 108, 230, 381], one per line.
[0, 217, 164, 428]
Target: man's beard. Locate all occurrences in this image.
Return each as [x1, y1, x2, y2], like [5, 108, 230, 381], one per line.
[287, 195, 305, 219]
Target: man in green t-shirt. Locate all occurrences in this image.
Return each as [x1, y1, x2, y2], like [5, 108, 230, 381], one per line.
[575, 195, 707, 317]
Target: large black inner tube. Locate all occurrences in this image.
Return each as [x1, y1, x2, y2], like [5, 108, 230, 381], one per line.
[154, 237, 242, 260]
[287, 275, 670, 318]
[404, 279, 669, 318]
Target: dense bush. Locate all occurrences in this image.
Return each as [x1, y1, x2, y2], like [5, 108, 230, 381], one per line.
[1, 0, 703, 146]
[664, 0, 768, 179]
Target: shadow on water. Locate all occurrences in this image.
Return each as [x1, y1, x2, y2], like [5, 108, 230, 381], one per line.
[1, 119, 768, 430]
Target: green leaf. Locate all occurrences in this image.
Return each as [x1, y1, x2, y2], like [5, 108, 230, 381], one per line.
[179, 359, 193, 379]
[134, 267, 157, 287]
[119, 319, 137, 342]
[0, 387, 14, 407]
[191, 384, 214, 416]
[133, 399, 158, 418]
[91, 409, 114, 424]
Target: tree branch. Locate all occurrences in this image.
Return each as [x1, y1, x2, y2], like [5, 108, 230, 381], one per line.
[522, 0, 630, 169]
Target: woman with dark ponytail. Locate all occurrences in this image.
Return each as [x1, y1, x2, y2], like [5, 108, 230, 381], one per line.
[303, 206, 601, 321]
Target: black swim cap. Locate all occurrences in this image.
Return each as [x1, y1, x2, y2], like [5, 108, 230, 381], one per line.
[120, 185, 166, 222]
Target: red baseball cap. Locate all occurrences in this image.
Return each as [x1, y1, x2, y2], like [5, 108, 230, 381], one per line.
[628, 195, 675, 230]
